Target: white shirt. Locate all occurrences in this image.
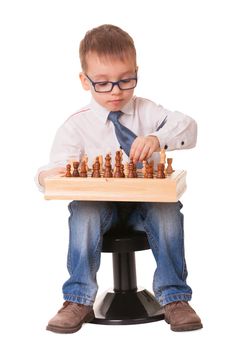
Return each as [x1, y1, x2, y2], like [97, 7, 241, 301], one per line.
[35, 96, 197, 191]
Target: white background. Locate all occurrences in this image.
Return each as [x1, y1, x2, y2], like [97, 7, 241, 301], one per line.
[0, 0, 248, 349]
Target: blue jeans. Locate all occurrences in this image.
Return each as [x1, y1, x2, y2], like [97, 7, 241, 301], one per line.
[62, 201, 192, 306]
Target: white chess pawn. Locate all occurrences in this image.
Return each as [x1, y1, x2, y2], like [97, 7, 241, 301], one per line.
[160, 148, 166, 164]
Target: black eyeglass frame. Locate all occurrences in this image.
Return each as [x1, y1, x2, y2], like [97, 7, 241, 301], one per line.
[85, 73, 138, 93]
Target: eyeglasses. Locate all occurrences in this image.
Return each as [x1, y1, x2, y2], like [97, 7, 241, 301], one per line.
[85, 73, 137, 93]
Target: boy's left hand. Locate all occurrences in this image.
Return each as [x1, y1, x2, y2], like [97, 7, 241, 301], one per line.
[130, 135, 160, 163]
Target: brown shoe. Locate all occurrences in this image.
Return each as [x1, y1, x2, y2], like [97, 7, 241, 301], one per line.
[46, 301, 95, 334]
[164, 301, 203, 332]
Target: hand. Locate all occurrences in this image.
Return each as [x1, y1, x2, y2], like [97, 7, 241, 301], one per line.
[38, 167, 66, 187]
[130, 135, 160, 163]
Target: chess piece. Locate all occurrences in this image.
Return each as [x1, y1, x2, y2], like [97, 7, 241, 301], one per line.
[72, 161, 80, 177]
[142, 160, 147, 176]
[124, 162, 129, 177]
[114, 151, 122, 178]
[145, 161, 154, 178]
[103, 153, 113, 178]
[82, 154, 89, 172]
[120, 164, 125, 177]
[144, 164, 148, 178]
[156, 163, 165, 178]
[160, 148, 166, 164]
[128, 160, 135, 178]
[144, 160, 154, 177]
[133, 163, 138, 178]
[79, 161, 87, 177]
[119, 147, 123, 163]
[98, 155, 103, 173]
[166, 158, 174, 175]
[65, 164, 72, 177]
[92, 157, 101, 177]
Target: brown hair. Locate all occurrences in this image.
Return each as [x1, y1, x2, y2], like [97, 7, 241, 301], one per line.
[79, 24, 137, 71]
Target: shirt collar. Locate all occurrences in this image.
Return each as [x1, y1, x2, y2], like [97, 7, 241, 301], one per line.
[90, 96, 135, 123]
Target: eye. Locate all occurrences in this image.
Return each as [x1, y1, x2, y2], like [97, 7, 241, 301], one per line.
[121, 78, 132, 83]
[97, 81, 109, 86]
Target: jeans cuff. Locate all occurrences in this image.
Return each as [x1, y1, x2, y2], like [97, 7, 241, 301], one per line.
[158, 293, 192, 306]
[63, 293, 94, 306]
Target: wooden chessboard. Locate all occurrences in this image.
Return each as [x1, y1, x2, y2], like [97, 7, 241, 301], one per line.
[44, 170, 187, 202]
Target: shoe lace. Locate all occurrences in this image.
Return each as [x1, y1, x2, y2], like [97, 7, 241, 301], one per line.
[168, 301, 189, 312]
[59, 301, 84, 316]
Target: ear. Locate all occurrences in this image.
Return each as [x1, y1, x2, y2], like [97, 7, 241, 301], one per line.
[79, 72, 91, 91]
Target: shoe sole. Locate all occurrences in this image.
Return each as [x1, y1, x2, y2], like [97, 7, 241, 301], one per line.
[46, 310, 95, 334]
[165, 319, 203, 332]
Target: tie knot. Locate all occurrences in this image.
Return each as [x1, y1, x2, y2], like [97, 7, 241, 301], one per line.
[108, 111, 123, 123]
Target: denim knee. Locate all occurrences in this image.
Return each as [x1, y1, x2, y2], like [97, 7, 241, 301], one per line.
[68, 200, 118, 233]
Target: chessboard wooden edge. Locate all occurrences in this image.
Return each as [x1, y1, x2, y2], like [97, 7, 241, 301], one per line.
[44, 169, 187, 202]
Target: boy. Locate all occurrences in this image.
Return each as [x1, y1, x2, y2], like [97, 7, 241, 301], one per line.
[37, 24, 202, 333]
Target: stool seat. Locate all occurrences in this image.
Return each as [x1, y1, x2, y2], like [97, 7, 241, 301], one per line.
[90, 225, 165, 325]
[102, 226, 150, 252]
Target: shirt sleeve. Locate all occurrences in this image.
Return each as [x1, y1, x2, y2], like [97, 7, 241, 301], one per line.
[34, 119, 84, 191]
[148, 109, 197, 150]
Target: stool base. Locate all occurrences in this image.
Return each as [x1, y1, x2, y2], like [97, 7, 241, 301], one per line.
[90, 288, 165, 325]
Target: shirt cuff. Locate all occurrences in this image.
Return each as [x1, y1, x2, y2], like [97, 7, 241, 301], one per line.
[34, 161, 67, 193]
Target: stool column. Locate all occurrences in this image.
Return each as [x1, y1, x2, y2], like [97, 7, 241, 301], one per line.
[112, 252, 137, 292]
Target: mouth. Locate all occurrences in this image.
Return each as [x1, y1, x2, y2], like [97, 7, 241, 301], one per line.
[107, 99, 123, 107]
[108, 99, 122, 103]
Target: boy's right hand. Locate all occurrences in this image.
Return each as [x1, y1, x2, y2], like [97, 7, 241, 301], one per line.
[130, 135, 160, 163]
[38, 167, 66, 188]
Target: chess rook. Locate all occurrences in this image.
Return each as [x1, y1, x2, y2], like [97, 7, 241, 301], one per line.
[166, 158, 174, 175]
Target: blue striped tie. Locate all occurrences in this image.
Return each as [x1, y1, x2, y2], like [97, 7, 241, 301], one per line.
[108, 111, 137, 157]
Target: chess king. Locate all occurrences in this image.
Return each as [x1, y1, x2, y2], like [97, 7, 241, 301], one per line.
[36, 24, 202, 333]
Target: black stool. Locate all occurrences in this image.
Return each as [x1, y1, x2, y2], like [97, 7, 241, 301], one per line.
[91, 225, 165, 325]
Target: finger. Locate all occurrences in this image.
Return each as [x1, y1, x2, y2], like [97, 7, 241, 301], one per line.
[136, 137, 155, 162]
[144, 137, 159, 159]
[146, 145, 156, 160]
[130, 139, 143, 162]
[129, 137, 141, 160]
[138, 144, 151, 162]
[133, 143, 146, 163]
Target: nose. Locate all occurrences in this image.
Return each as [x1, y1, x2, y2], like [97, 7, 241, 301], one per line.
[111, 83, 121, 94]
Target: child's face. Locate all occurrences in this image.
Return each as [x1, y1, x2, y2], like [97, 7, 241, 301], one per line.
[80, 52, 137, 111]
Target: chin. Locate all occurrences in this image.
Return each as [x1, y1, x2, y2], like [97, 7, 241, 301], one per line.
[106, 103, 123, 111]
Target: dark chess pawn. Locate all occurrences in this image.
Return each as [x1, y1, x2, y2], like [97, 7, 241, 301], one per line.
[65, 164, 72, 177]
[104, 153, 113, 178]
[156, 163, 165, 178]
[72, 161, 80, 177]
[114, 164, 122, 178]
[145, 162, 154, 178]
[79, 161, 87, 177]
[92, 157, 101, 177]
[128, 160, 136, 178]
[166, 158, 174, 175]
